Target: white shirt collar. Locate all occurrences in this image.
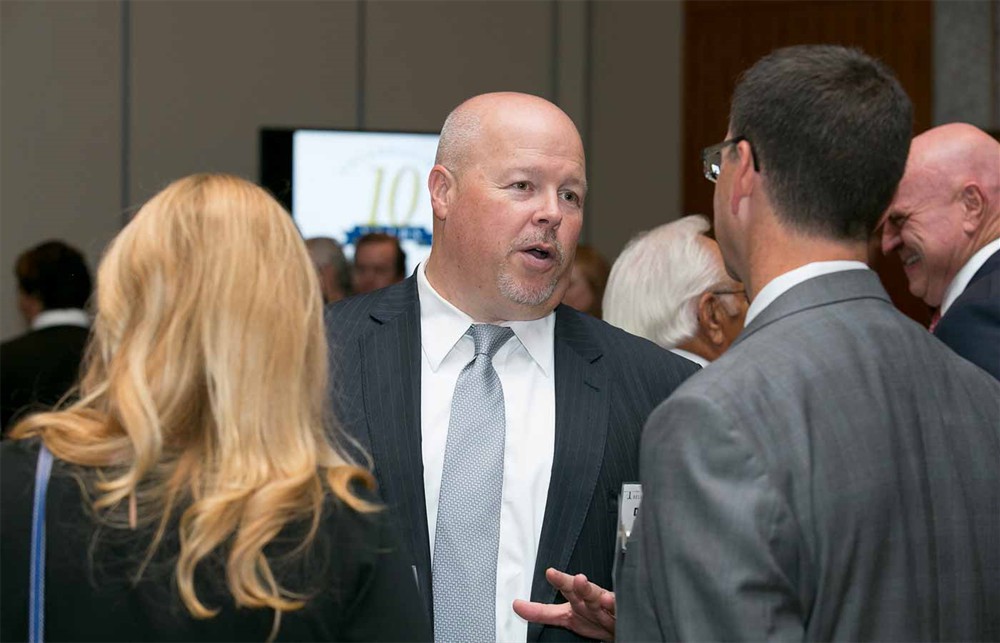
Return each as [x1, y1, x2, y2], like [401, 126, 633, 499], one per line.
[31, 308, 90, 331]
[744, 261, 870, 327]
[416, 262, 554, 376]
[669, 347, 709, 368]
[940, 238, 1000, 316]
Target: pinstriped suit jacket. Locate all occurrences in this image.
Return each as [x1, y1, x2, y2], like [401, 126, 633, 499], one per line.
[325, 276, 697, 642]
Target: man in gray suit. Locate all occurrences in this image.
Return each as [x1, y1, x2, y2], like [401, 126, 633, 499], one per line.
[618, 45, 1000, 640]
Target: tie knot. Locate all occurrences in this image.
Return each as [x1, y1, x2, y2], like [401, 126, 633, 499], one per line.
[469, 324, 514, 358]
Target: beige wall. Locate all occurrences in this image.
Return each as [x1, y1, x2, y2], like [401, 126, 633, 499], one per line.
[1, 0, 684, 341]
[1, 1, 122, 338]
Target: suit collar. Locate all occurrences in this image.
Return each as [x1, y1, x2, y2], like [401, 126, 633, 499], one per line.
[368, 274, 420, 324]
[972, 246, 1000, 281]
[735, 269, 891, 349]
[941, 241, 1000, 316]
[32, 308, 90, 330]
[743, 261, 869, 327]
[415, 263, 555, 376]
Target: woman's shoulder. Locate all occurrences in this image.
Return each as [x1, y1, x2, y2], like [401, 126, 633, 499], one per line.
[1, 437, 43, 504]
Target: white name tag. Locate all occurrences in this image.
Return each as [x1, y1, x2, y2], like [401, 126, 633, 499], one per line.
[617, 483, 642, 552]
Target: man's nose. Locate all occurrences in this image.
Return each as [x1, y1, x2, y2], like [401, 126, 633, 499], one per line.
[532, 191, 564, 228]
[881, 222, 901, 256]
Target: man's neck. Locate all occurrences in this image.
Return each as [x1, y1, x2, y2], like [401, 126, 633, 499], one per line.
[677, 337, 718, 363]
[745, 221, 867, 299]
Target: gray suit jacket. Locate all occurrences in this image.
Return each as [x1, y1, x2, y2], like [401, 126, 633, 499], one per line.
[618, 270, 1000, 641]
[325, 276, 698, 641]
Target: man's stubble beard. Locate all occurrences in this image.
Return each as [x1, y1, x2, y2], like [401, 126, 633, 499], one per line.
[495, 232, 567, 307]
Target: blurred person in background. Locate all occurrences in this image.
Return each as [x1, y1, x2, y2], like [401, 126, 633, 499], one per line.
[306, 236, 352, 304]
[352, 232, 406, 294]
[881, 123, 1000, 379]
[603, 215, 747, 366]
[0, 174, 429, 642]
[561, 244, 610, 318]
[1, 240, 92, 433]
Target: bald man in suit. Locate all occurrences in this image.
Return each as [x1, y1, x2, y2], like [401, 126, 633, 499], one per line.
[882, 123, 1000, 379]
[325, 92, 696, 642]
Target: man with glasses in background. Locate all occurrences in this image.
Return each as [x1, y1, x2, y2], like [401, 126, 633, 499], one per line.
[617, 45, 1000, 640]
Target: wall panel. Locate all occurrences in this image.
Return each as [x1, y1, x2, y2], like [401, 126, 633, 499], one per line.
[682, 0, 934, 324]
[129, 0, 359, 207]
[587, 0, 684, 257]
[364, 0, 555, 132]
[0, 1, 122, 339]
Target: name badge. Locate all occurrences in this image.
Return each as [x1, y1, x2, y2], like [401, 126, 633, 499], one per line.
[617, 483, 643, 552]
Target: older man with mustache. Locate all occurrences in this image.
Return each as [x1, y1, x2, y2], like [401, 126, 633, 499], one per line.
[881, 123, 1000, 379]
[324, 92, 697, 642]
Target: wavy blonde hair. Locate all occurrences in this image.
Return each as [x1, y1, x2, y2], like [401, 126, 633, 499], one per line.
[11, 173, 374, 632]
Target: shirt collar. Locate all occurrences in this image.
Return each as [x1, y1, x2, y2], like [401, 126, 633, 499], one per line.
[940, 238, 1000, 316]
[669, 347, 709, 368]
[32, 308, 90, 331]
[744, 260, 870, 327]
[416, 261, 555, 376]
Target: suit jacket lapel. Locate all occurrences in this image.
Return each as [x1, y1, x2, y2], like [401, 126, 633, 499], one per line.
[528, 307, 609, 639]
[359, 278, 433, 611]
[969, 248, 1000, 285]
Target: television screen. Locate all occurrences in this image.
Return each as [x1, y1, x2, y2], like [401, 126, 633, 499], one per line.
[260, 127, 440, 276]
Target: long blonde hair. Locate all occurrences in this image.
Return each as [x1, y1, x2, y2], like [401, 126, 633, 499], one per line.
[11, 173, 374, 627]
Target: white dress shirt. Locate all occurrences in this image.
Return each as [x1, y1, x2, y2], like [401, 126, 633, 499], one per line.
[31, 308, 90, 330]
[940, 238, 1000, 317]
[744, 261, 870, 327]
[669, 347, 709, 368]
[417, 262, 556, 643]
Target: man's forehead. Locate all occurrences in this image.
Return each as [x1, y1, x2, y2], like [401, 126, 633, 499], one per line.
[894, 160, 949, 210]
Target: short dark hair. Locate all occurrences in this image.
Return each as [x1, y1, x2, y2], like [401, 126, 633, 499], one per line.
[15, 240, 92, 310]
[355, 233, 406, 279]
[729, 45, 912, 241]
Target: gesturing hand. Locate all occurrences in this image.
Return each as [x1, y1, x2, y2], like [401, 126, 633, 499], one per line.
[512, 568, 616, 641]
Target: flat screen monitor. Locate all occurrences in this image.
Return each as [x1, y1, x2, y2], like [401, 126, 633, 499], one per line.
[260, 127, 440, 276]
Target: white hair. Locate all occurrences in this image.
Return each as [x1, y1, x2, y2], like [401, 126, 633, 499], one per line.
[603, 215, 730, 349]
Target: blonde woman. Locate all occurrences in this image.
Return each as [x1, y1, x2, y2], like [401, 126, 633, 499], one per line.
[0, 174, 430, 641]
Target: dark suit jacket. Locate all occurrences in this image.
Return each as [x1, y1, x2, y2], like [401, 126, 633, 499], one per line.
[325, 276, 697, 641]
[0, 438, 431, 642]
[0, 324, 89, 432]
[935, 248, 1000, 380]
[618, 270, 1000, 641]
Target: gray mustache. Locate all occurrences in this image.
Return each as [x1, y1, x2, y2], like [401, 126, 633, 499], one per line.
[511, 233, 565, 263]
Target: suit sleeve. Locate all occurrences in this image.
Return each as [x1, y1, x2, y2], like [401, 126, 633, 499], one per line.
[620, 393, 805, 641]
[338, 509, 432, 642]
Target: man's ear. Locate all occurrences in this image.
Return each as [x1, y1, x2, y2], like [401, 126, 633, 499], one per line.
[696, 292, 725, 346]
[959, 183, 986, 234]
[729, 140, 756, 216]
[428, 164, 455, 222]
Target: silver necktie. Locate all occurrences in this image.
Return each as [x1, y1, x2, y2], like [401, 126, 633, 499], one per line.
[432, 324, 514, 642]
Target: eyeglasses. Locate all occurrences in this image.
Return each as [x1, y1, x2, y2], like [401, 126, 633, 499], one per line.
[701, 136, 760, 183]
